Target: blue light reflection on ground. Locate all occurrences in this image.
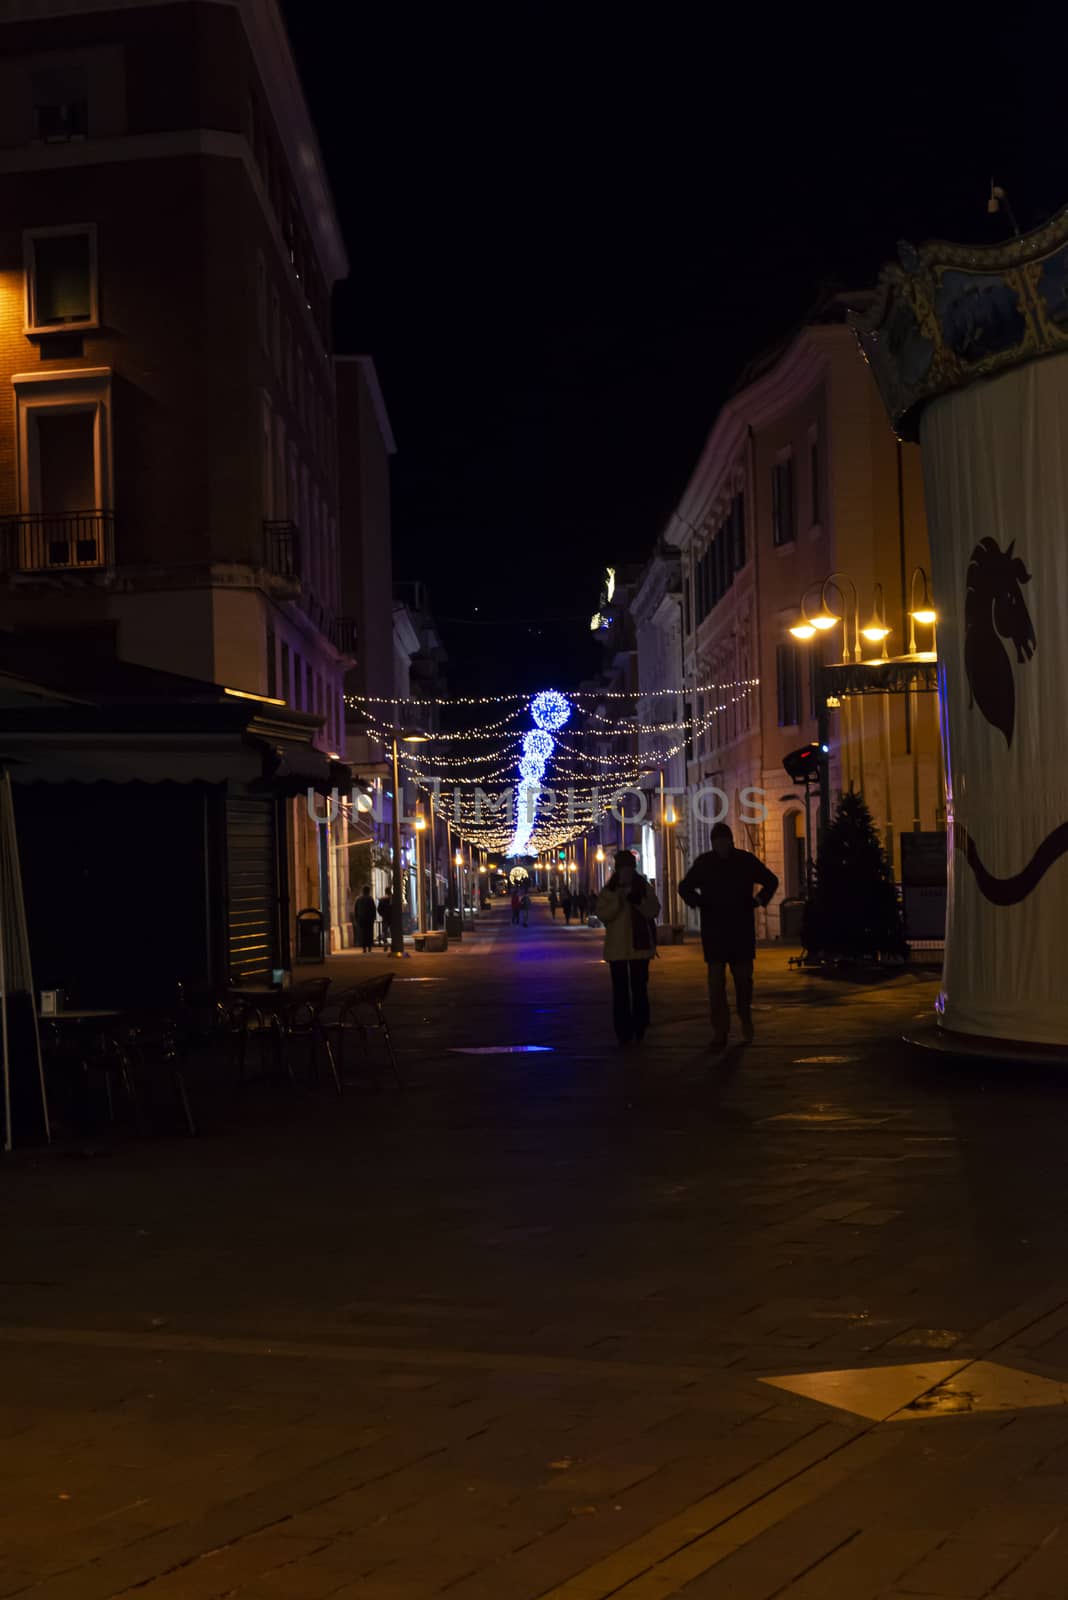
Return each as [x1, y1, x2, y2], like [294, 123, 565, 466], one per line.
[450, 1045, 555, 1055]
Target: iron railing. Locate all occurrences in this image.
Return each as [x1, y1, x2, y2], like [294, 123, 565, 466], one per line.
[0, 510, 114, 572]
[263, 520, 301, 581]
[329, 615, 357, 656]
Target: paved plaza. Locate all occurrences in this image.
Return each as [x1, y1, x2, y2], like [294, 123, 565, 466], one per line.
[3, 904, 1068, 1598]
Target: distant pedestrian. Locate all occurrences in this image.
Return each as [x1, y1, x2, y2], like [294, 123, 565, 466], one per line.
[511, 889, 522, 926]
[561, 888, 573, 924]
[549, 887, 558, 919]
[596, 849, 660, 1045]
[576, 890, 589, 921]
[678, 821, 778, 1049]
[353, 885, 377, 954]
[520, 890, 530, 927]
[377, 891, 392, 946]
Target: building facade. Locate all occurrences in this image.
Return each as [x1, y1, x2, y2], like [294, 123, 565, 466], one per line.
[0, 0, 354, 975]
[660, 301, 940, 936]
[630, 542, 685, 922]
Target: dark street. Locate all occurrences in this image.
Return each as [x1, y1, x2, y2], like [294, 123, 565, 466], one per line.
[4, 906, 1068, 1599]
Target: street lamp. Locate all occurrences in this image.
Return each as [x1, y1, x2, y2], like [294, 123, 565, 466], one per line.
[860, 581, 891, 661]
[388, 722, 429, 957]
[414, 813, 427, 937]
[454, 849, 465, 927]
[908, 566, 938, 656]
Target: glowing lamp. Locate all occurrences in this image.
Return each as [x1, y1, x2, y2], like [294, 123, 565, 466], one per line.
[454, 851, 463, 866]
[789, 623, 816, 641]
[861, 623, 891, 643]
[810, 613, 838, 631]
[595, 846, 605, 862]
[665, 808, 677, 825]
[414, 815, 426, 831]
[911, 607, 937, 626]
[400, 727, 429, 743]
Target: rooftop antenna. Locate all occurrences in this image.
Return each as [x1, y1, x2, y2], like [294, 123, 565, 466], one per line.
[987, 180, 1021, 237]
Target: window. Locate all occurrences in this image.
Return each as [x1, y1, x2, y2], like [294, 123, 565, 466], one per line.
[771, 455, 795, 547]
[281, 640, 291, 703]
[271, 284, 281, 375]
[776, 643, 802, 726]
[24, 226, 97, 332]
[259, 392, 273, 517]
[256, 252, 268, 352]
[13, 369, 113, 567]
[732, 492, 746, 570]
[683, 577, 691, 635]
[810, 432, 821, 527]
[273, 415, 286, 520]
[32, 64, 88, 142]
[266, 628, 277, 699]
[808, 639, 823, 718]
[304, 660, 312, 712]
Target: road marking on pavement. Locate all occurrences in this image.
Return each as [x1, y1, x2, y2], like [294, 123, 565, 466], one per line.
[0, 1324, 716, 1383]
[762, 1357, 1068, 1420]
[762, 1360, 969, 1420]
[533, 1426, 901, 1600]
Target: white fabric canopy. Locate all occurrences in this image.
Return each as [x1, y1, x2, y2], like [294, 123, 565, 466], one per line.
[920, 351, 1068, 1044]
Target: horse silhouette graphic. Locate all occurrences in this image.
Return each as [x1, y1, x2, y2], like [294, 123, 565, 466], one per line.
[964, 536, 1035, 747]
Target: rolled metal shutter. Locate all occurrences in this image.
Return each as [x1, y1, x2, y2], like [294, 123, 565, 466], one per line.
[226, 797, 277, 983]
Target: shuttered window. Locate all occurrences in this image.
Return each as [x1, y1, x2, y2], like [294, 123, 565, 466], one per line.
[226, 797, 277, 983]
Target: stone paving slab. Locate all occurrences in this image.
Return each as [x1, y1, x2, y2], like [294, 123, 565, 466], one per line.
[2, 910, 1068, 1596]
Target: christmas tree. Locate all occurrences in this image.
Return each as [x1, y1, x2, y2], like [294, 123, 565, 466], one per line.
[802, 790, 907, 962]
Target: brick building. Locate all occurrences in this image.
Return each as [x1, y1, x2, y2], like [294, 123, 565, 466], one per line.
[0, 0, 355, 982]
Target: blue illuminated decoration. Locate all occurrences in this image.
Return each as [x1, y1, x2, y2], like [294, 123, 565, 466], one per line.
[507, 689, 572, 856]
[530, 690, 572, 733]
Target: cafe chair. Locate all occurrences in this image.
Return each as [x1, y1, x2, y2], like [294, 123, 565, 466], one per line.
[271, 977, 340, 1094]
[330, 975, 404, 1094]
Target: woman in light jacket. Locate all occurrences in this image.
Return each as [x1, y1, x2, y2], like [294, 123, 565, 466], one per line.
[595, 849, 660, 1044]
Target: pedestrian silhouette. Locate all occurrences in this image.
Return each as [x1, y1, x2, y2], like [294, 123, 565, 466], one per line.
[595, 849, 660, 1044]
[678, 822, 778, 1049]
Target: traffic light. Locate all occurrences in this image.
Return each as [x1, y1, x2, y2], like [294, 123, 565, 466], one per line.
[783, 742, 829, 783]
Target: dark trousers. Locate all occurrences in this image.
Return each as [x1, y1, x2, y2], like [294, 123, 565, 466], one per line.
[707, 959, 754, 1039]
[609, 959, 650, 1042]
[356, 922, 374, 953]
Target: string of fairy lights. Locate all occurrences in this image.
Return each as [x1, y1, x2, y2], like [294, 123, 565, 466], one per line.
[345, 680, 760, 855]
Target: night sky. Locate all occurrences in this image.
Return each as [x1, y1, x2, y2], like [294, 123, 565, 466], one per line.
[282, 7, 1061, 695]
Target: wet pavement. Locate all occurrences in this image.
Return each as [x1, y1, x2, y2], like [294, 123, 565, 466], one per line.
[3, 902, 1068, 1598]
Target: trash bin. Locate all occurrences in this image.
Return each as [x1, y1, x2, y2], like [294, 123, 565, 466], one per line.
[445, 910, 463, 941]
[295, 906, 325, 960]
[779, 897, 806, 942]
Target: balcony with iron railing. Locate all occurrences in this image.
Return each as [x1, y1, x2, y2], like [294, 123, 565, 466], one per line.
[262, 520, 301, 581]
[261, 521, 355, 657]
[0, 510, 115, 573]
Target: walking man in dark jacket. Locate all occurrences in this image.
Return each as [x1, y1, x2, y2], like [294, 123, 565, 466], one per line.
[678, 822, 778, 1048]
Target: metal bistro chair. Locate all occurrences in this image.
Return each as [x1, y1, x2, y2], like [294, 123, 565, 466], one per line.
[272, 977, 340, 1094]
[331, 974, 404, 1094]
[218, 990, 275, 1081]
[117, 1012, 197, 1137]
